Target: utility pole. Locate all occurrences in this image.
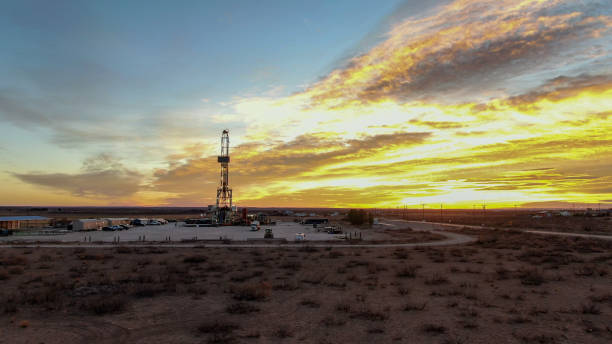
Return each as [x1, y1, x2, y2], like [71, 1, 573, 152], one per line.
[421, 203, 426, 221]
[482, 203, 486, 224]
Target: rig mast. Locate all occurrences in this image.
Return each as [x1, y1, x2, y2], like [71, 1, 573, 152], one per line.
[215, 129, 233, 224]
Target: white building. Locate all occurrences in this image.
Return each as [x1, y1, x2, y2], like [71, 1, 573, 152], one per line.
[73, 219, 105, 231]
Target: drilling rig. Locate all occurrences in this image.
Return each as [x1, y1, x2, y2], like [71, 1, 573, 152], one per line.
[215, 129, 233, 224]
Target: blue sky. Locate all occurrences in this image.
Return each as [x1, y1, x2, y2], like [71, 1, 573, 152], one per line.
[0, 0, 403, 170]
[1, 1, 403, 104]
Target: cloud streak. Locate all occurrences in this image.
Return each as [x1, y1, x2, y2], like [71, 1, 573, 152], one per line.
[303, 0, 611, 106]
[13, 154, 143, 198]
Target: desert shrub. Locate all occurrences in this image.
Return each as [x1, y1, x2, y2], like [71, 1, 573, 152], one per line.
[245, 331, 260, 338]
[20, 287, 60, 306]
[280, 261, 301, 270]
[459, 307, 479, 318]
[78, 254, 111, 261]
[83, 296, 127, 315]
[299, 246, 318, 253]
[425, 273, 449, 285]
[272, 280, 300, 291]
[230, 273, 255, 282]
[131, 284, 164, 298]
[336, 301, 352, 313]
[38, 254, 53, 262]
[187, 285, 208, 296]
[393, 248, 409, 260]
[321, 316, 346, 327]
[575, 265, 607, 277]
[0, 255, 28, 266]
[143, 247, 168, 254]
[513, 333, 557, 344]
[397, 286, 411, 296]
[115, 246, 133, 254]
[528, 307, 549, 316]
[299, 298, 320, 308]
[367, 327, 384, 334]
[459, 319, 478, 329]
[495, 266, 510, 280]
[183, 255, 207, 263]
[225, 302, 260, 314]
[9, 266, 24, 275]
[300, 272, 326, 285]
[350, 306, 389, 321]
[346, 260, 368, 268]
[327, 250, 344, 259]
[198, 320, 239, 334]
[581, 303, 601, 315]
[519, 268, 546, 286]
[396, 265, 419, 278]
[3, 301, 17, 314]
[274, 326, 293, 338]
[428, 251, 446, 263]
[230, 282, 270, 301]
[589, 293, 612, 304]
[206, 263, 226, 273]
[507, 314, 531, 324]
[422, 324, 446, 334]
[198, 320, 240, 343]
[367, 262, 387, 274]
[403, 301, 427, 311]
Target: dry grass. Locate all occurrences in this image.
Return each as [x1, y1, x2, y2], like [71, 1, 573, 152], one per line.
[0, 236, 610, 343]
[82, 296, 128, 315]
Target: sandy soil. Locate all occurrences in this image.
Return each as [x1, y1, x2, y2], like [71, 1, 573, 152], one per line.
[0, 229, 611, 344]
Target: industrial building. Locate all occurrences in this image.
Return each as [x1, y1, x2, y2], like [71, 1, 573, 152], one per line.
[0, 216, 51, 230]
[104, 218, 130, 226]
[302, 218, 329, 225]
[72, 218, 133, 231]
[72, 219, 106, 231]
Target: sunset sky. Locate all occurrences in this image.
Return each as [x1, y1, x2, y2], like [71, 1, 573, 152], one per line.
[1, 0, 611, 208]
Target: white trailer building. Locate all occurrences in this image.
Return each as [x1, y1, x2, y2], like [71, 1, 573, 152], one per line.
[73, 219, 105, 231]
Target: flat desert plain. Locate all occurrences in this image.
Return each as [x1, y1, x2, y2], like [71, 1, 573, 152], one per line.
[0, 228, 611, 344]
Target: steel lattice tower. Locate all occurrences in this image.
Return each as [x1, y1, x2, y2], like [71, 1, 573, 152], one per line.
[216, 129, 232, 224]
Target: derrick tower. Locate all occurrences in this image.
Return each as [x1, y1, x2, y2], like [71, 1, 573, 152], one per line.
[215, 129, 233, 224]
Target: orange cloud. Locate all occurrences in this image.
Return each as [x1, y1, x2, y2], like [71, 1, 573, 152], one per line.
[303, 0, 611, 107]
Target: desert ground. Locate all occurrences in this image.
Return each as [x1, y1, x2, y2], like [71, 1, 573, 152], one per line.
[1, 224, 611, 344]
[396, 210, 612, 235]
